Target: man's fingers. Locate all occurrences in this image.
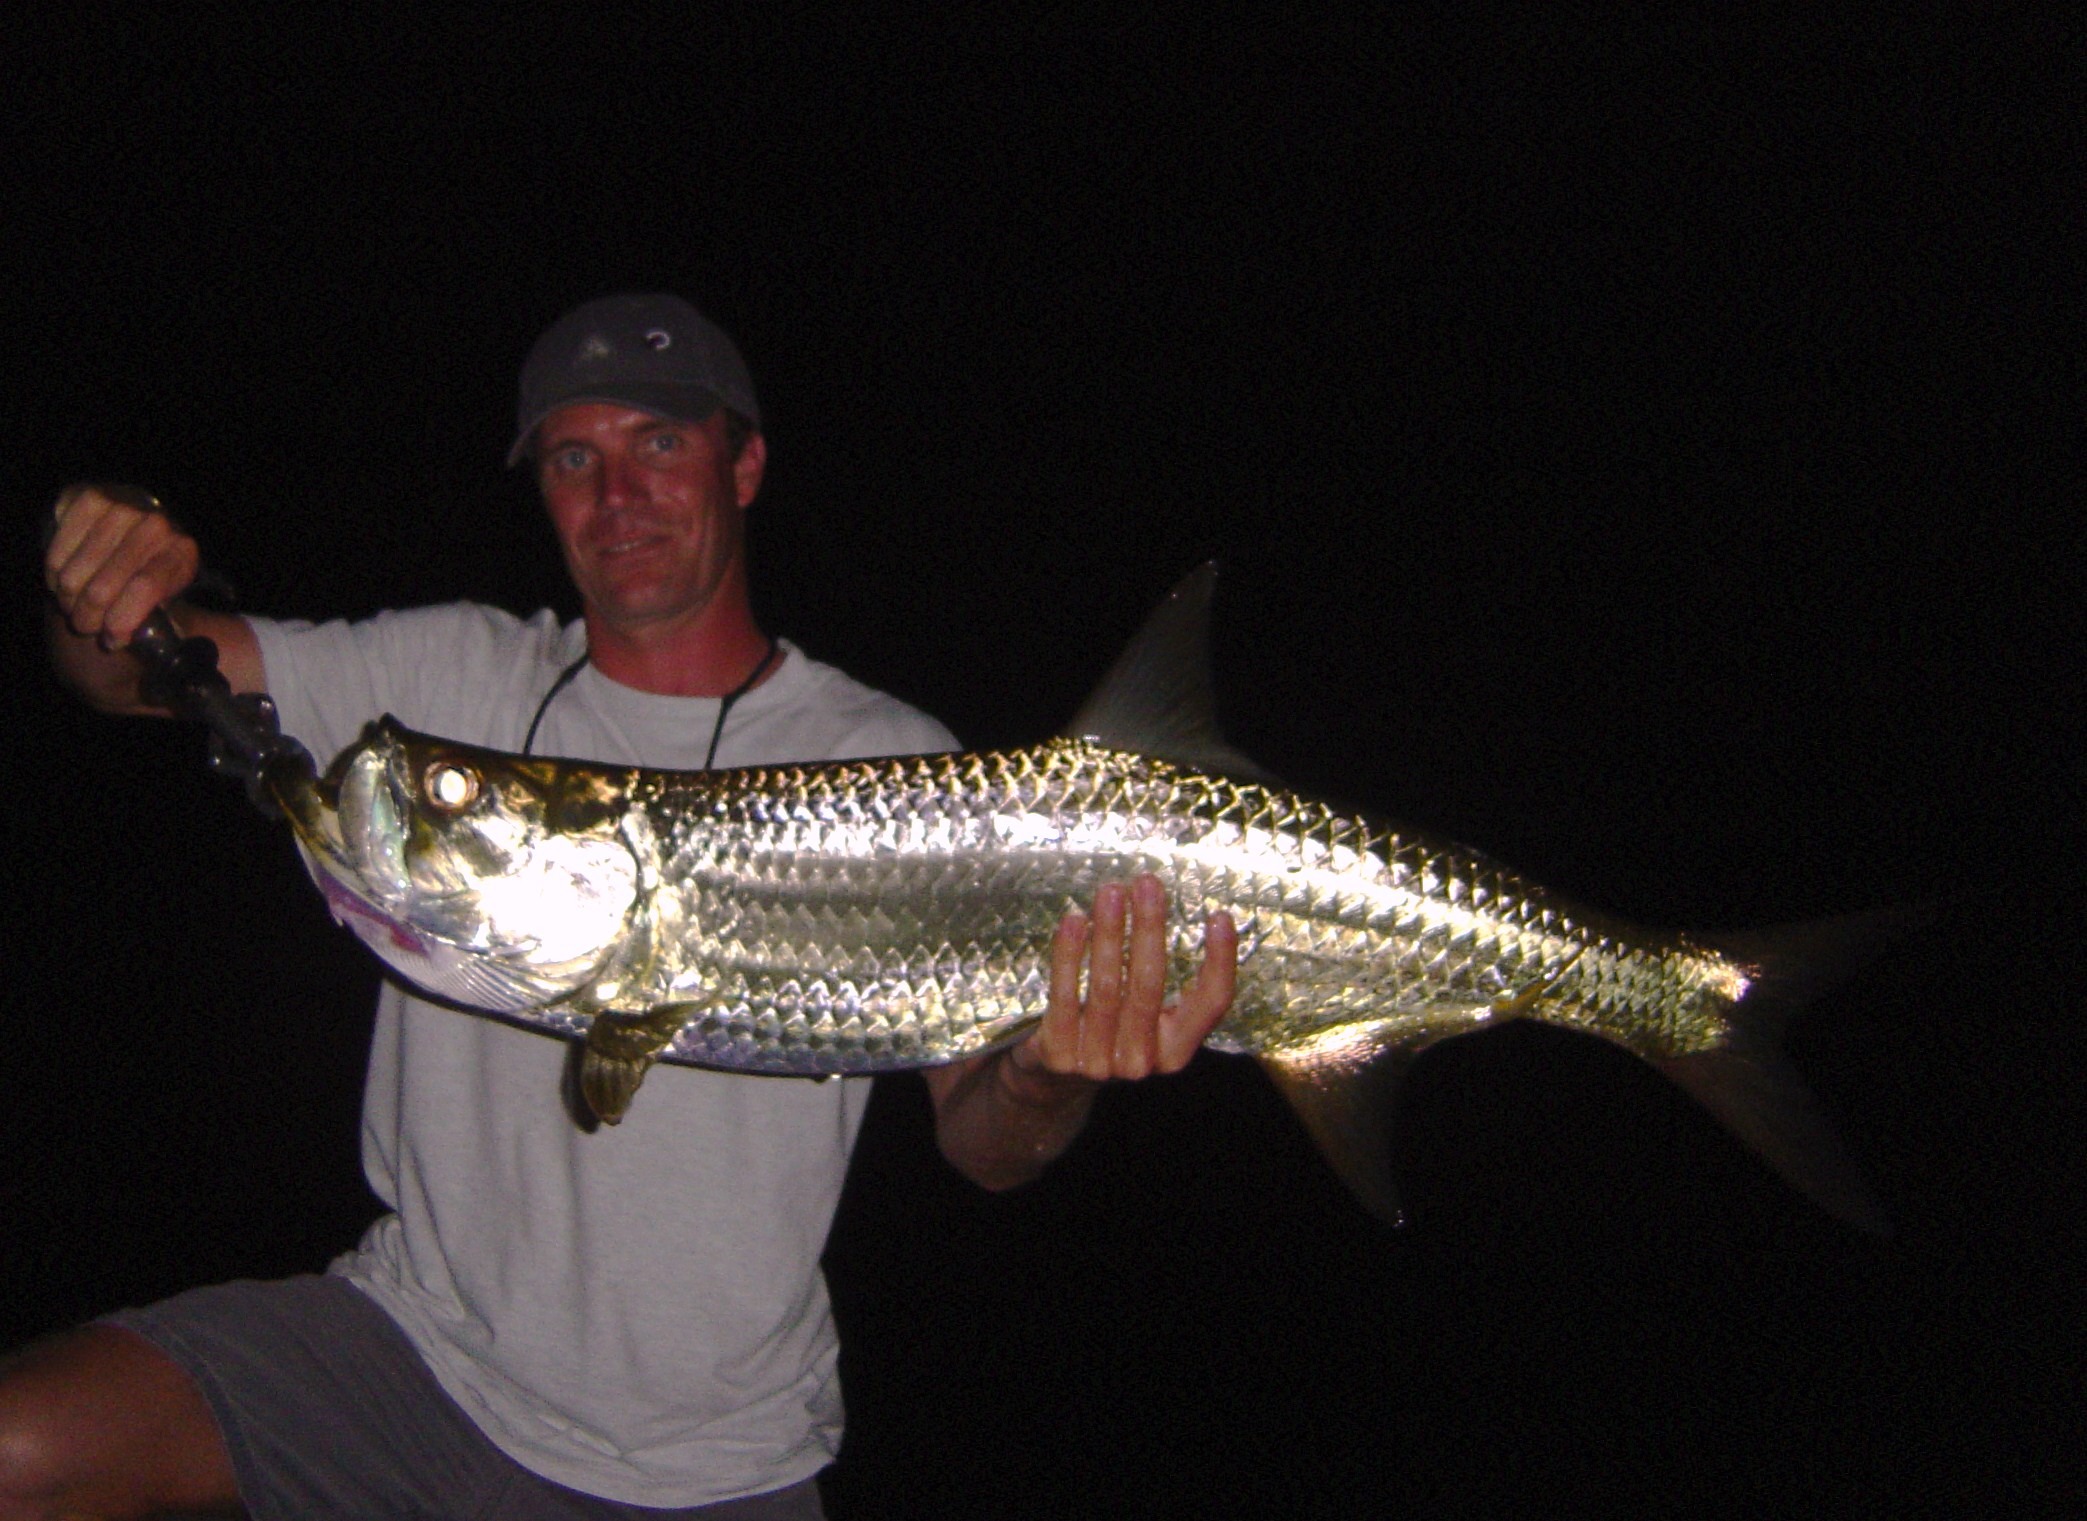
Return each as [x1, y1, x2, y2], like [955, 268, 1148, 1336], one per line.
[105, 551, 186, 647]
[1034, 908, 1090, 1074]
[49, 497, 127, 598]
[46, 490, 195, 645]
[45, 484, 95, 567]
[52, 514, 144, 640]
[1113, 875, 1171, 1078]
[47, 486, 141, 585]
[1028, 880, 1240, 1084]
[83, 521, 173, 645]
[1158, 910, 1238, 1071]
[1080, 882, 1128, 1079]
[87, 542, 183, 647]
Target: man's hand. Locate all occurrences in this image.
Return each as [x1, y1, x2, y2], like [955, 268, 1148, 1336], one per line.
[44, 484, 263, 713]
[1016, 874, 1238, 1084]
[922, 874, 1239, 1191]
[45, 484, 200, 650]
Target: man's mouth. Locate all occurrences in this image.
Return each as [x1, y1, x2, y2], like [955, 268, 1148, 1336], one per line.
[594, 531, 665, 560]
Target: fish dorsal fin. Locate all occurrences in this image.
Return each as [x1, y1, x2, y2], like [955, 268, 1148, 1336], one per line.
[1064, 563, 1275, 784]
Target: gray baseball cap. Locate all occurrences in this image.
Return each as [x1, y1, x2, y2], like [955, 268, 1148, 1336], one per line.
[507, 293, 761, 467]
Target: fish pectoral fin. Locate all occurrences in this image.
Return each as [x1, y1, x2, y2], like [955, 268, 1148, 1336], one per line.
[580, 1004, 693, 1125]
[1260, 1037, 1426, 1228]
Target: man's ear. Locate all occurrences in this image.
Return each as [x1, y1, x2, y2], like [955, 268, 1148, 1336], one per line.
[733, 431, 767, 508]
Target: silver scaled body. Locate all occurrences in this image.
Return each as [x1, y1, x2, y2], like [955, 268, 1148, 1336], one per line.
[598, 739, 1742, 1075]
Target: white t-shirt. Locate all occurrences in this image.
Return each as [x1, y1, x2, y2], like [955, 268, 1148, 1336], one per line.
[249, 602, 958, 1507]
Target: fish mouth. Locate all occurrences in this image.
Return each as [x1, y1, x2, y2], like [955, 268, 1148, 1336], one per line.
[336, 741, 415, 907]
[276, 741, 375, 896]
[291, 733, 467, 934]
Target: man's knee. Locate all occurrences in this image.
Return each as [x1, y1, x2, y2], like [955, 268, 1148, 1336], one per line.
[0, 1339, 81, 1509]
[0, 1327, 238, 1519]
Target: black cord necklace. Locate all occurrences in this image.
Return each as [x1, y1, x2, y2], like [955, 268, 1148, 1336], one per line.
[520, 635, 780, 768]
[520, 653, 589, 757]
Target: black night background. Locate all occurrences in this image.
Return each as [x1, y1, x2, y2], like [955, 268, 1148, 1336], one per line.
[4, 9, 2079, 1516]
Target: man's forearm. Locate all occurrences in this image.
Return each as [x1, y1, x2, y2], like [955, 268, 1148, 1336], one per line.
[925, 1048, 1102, 1192]
[46, 603, 260, 716]
[48, 600, 265, 713]
[47, 602, 159, 714]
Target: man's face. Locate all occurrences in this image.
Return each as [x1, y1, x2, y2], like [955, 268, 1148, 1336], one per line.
[535, 402, 766, 636]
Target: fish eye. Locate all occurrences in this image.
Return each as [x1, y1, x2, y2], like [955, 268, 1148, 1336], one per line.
[425, 762, 480, 812]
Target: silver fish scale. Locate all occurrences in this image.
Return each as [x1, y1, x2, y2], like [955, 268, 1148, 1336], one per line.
[604, 739, 1744, 1075]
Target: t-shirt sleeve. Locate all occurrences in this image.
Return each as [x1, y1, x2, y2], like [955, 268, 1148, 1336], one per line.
[249, 603, 573, 765]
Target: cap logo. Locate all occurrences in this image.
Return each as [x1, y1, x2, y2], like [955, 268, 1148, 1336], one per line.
[578, 335, 613, 364]
[645, 328, 673, 350]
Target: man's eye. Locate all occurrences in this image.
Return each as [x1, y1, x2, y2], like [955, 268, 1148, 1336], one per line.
[550, 447, 590, 472]
[645, 431, 683, 455]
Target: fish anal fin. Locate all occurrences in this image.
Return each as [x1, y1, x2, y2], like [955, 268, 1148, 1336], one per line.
[1259, 1038, 1426, 1227]
[1064, 563, 1275, 784]
[580, 1004, 692, 1125]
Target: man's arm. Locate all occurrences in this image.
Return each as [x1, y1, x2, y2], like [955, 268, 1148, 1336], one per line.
[44, 484, 265, 713]
[923, 874, 1239, 1192]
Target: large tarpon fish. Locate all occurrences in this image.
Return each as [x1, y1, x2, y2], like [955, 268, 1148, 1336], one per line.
[262, 567, 1888, 1231]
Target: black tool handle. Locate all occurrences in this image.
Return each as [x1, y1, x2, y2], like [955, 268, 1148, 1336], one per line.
[130, 609, 246, 752]
[128, 608, 315, 817]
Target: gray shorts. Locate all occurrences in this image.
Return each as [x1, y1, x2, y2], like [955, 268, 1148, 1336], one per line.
[100, 1275, 826, 1521]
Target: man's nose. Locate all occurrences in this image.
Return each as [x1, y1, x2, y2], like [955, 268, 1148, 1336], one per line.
[599, 453, 648, 510]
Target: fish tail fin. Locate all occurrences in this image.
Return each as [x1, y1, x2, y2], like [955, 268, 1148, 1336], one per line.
[1660, 906, 1928, 1235]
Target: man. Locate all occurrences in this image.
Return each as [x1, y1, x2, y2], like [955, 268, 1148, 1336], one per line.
[12, 294, 1238, 1519]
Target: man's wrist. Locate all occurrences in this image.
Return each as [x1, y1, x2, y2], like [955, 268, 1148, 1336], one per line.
[992, 1047, 1097, 1111]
